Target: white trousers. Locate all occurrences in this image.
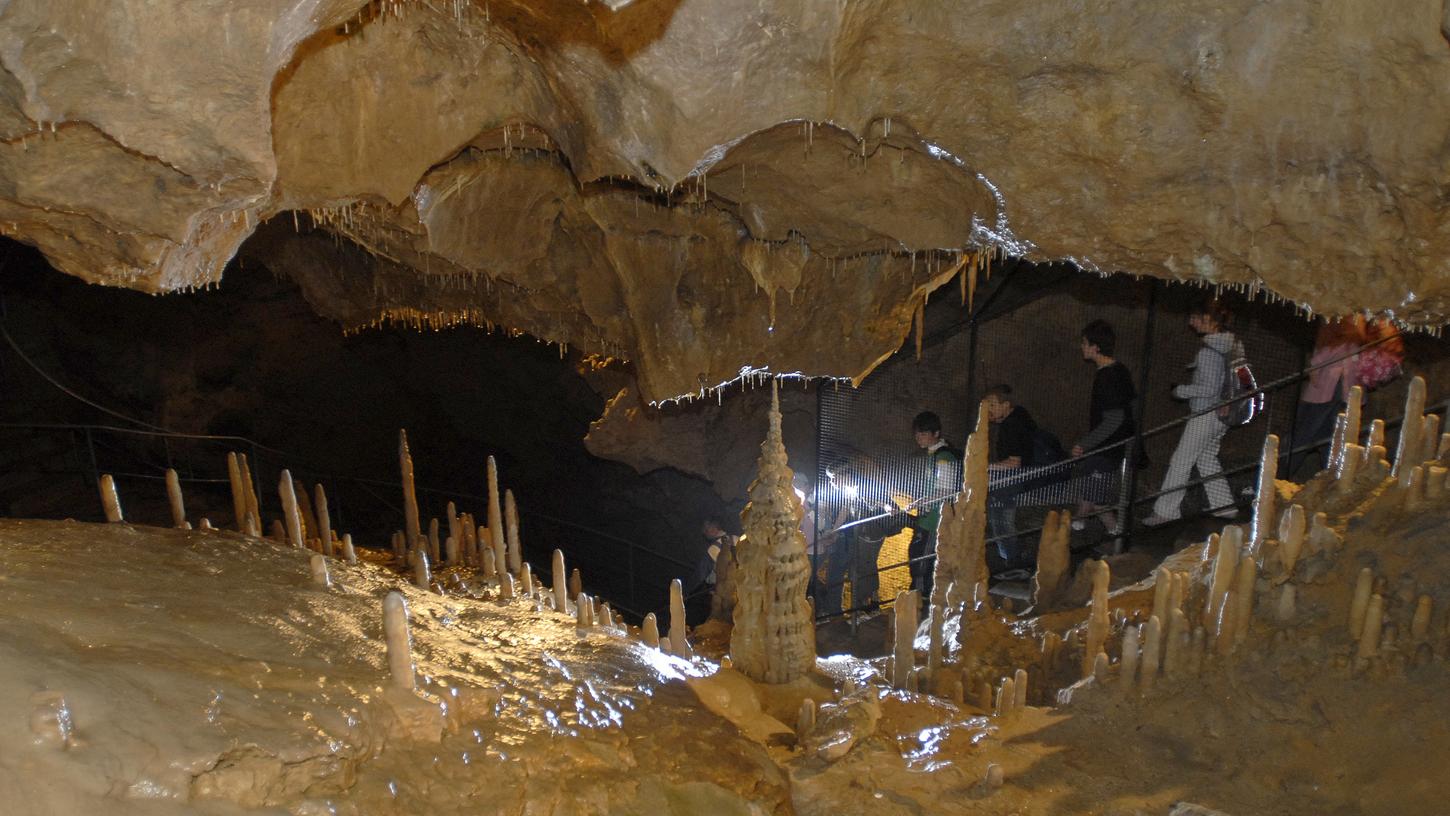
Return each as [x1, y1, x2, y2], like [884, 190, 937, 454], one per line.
[1152, 412, 1232, 519]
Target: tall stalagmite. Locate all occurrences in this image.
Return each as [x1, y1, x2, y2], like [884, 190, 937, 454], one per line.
[400, 430, 422, 548]
[932, 401, 990, 613]
[729, 381, 815, 684]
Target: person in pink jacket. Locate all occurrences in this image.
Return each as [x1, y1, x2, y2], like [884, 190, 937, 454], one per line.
[1287, 317, 1367, 478]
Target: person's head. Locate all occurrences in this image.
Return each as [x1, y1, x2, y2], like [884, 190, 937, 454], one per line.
[701, 518, 727, 543]
[1081, 320, 1116, 362]
[912, 411, 943, 449]
[1188, 298, 1233, 336]
[983, 384, 1015, 422]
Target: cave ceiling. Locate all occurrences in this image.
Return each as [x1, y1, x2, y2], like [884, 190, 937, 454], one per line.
[0, 0, 1447, 401]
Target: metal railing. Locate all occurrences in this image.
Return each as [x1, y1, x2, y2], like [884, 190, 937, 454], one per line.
[808, 331, 1417, 627]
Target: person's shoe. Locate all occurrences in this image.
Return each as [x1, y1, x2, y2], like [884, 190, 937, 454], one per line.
[993, 568, 1032, 582]
[1210, 505, 1239, 519]
[1070, 519, 1087, 531]
[1142, 513, 1178, 528]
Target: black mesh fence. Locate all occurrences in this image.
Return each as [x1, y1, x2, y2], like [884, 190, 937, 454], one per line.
[807, 263, 1434, 622]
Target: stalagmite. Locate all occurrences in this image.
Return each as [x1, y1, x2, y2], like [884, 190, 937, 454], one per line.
[1165, 608, 1188, 678]
[314, 484, 333, 557]
[1349, 568, 1374, 636]
[1231, 556, 1257, 643]
[500, 571, 516, 600]
[486, 456, 505, 573]
[1357, 594, 1384, 660]
[295, 484, 317, 546]
[796, 699, 816, 740]
[893, 589, 920, 689]
[1276, 585, 1296, 622]
[243, 512, 260, 538]
[383, 592, 415, 690]
[309, 554, 331, 588]
[520, 562, 533, 596]
[1421, 414, 1442, 464]
[995, 677, 1015, 716]
[1120, 625, 1141, 691]
[98, 474, 123, 523]
[1309, 512, 1339, 553]
[1083, 560, 1110, 679]
[1411, 595, 1433, 642]
[576, 592, 592, 628]
[342, 533, 357, 564]
[1392, 376, 1427, 484]
[1367, 419, 1385, 454]
[669, 578, 692, 657]
[505, 489, 521, 575]
[931, 400, 991, 612]
[729, 382, 815, 683]
[461, 515, 477, 565]
[447, 501, 460, 553]
[445, 535, 458, 566]
[551, 550, 569, 614]
[1031, 510, 1070, 609]
[1013, 669, 1028, 710]
[1338, 444, 1363, 485]
[1250, 435, 1279, 553]
[482, 546, 497, 579]
[926, 593, 945, 689]
[1329, 413, 1348, 473]
[278, 470, 304, 549]
[428, 518, 441, 564]
[1206, 526, 1241, 623]
[227, 452, 246, 531]
[1150, 566, 1171, 625]
[1141, 616, 1163, 690]
[1344, 385, 1363, 454]
[569, 568, 582, 601]
[1188, 627, 1206, 675]
[600, 603, 614, 629]
[1215, 593, 1238, 657]
[1428, 466, 1448, 500]
[1092, 651, 1110, 684]
[400, 429, 422, 548]
[1277, 504, 1306, 574]
[269, 519, 286, 542]
[412, 550, 431, 590]
[199, 518, 212, 530]
[642, 613, 660, 648]
[164, 468, 186, 528]
[984, 764, 1004, 790]
[237, 454, 260, 526]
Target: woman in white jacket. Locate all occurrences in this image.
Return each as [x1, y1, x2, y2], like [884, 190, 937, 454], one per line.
[1143, 300, 1242, 526]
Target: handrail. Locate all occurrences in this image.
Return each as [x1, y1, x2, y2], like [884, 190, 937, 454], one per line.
[816, 331, 1404, 540]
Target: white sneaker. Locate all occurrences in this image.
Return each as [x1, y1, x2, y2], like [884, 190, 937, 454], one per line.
[1070, 519, 1086, 531]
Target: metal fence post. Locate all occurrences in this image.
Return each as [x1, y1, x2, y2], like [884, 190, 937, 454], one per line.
[1121, 280, 1160, 551]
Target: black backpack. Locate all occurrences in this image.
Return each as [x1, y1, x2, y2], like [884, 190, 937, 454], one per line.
[1028, 427, 1066, 468]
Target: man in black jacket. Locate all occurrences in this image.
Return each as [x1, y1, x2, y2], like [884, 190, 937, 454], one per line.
[984, 384, 1037, 567]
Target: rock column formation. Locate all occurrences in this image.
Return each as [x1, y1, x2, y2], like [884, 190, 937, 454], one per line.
[729, 382, 815, 684]
[931, 401, 990, 612]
